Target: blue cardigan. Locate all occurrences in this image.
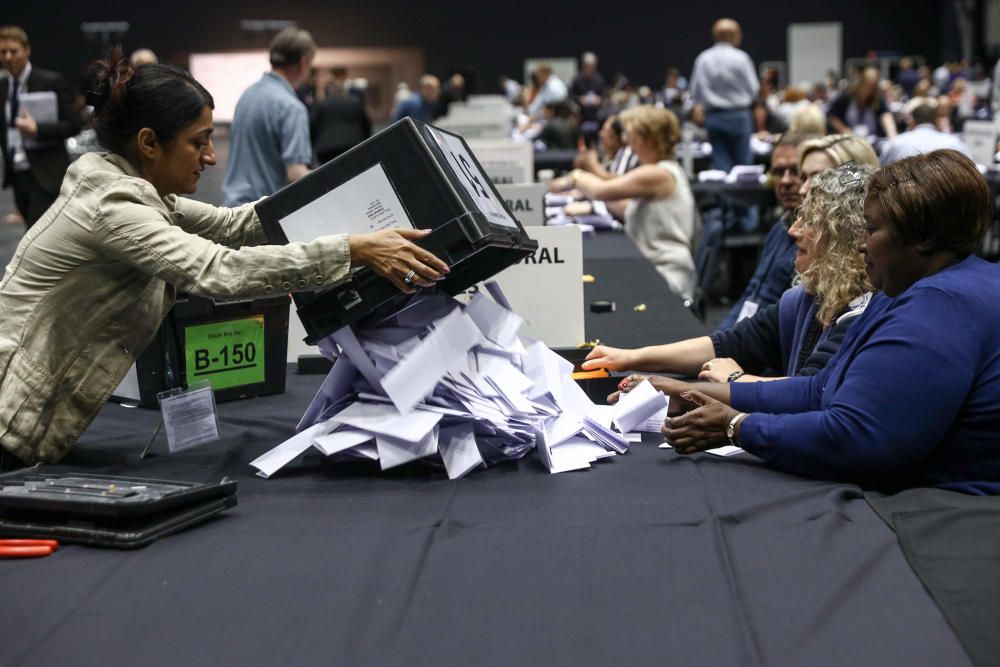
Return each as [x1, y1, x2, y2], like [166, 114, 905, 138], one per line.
[731, 255, 1000, 495]
[711, 286, 868, 377]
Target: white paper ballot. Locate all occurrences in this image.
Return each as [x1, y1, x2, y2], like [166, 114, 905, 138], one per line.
[329, 401, 442, 441]
[706, 445, 745, 457]
[613, 380, 669, 434]
[381, 308, 482, 413]
[313, 427, 373, 457]
[438, 423, 483, 479]
[297, 357, 359, 432]
[637, 404, 669, 433]
[466, 292, 523, 347]
[376, 428, 439, 470]
[251, 422, 331, 478]
[332, 326, 385, 391]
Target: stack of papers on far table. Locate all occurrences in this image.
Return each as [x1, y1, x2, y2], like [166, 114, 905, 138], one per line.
[251, 285, 669, 479]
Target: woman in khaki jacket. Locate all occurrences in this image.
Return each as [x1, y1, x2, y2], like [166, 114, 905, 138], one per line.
[0, 52, 449, 469]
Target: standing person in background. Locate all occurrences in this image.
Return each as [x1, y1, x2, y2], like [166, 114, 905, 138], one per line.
[879, 104, 970, 164]
[570, 52, 606, 144]
[222, 28, 315, 206]
[527, 64, 568, 119]
[391, 75, 441, 124]
[311, 67, 372, 164]
[0, 25, 81, 228]
[690, 18, 760, 232]
[690, 19, 759, 173]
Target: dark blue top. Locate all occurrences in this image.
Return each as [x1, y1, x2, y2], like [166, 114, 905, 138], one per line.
[712, 286, 867, 377]
[732, 256, 1000, 495]
[718, 213, 797, 331]
[392, 95, 438, 124]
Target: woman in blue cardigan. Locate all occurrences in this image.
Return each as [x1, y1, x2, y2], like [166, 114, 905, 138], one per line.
[636, 150, 1000, 494]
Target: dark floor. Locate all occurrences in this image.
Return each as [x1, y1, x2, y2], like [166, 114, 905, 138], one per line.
[0, 134, 732, 329]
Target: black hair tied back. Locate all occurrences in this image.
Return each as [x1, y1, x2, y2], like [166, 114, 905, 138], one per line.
[86, 46, 134, 116]
[85, 46, 214, 156]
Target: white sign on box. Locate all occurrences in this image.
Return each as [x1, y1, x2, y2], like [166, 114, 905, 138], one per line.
[497, 183, 546, 227]
[467, 139, 534, 185]
[480, 226, 584, 348]
[277, 163, 413, 243]
[430, 129, 519, 229]
[963, 120, 998, 168]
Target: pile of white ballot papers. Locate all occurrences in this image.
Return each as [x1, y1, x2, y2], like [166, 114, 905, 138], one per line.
[251, 284, 669, 479]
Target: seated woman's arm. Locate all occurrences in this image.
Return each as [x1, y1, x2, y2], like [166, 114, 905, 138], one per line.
[571, 164, 674, 203]
[582, 337, 715, 376]
[732, 289, 974, 482]
[709, 303, 785, 376]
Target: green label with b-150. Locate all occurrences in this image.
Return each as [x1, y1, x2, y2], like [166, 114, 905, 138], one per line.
[185, 316, 265, 391]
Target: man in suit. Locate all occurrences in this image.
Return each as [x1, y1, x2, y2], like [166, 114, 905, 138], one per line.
[310, 67, 372, 164]
[1, 26, 81, 228]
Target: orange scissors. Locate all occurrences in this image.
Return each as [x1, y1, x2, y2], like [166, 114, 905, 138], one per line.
[0, 539, 59, 558]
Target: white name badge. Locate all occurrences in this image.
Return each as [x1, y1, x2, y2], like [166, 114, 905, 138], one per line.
[158, 381, 221, 453]
[736, 300, 759, 323]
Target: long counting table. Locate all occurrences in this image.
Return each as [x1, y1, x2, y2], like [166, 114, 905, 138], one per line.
[0, 234, 976, 666]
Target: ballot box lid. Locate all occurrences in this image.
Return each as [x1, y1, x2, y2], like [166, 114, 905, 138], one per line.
[255, 119, 537, 343]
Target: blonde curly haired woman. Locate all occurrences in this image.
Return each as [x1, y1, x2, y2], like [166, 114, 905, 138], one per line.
[583, 162, 874, 384]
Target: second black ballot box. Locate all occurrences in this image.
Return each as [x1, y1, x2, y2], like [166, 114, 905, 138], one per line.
[254, 118, 538, 342]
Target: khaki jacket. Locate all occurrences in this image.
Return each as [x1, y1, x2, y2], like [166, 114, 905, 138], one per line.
[0, 152, 350, 464]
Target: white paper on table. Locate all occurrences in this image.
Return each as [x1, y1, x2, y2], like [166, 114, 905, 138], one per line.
[523, 341, 572, 404]
[376, 427, 439, 470]
[706, 445, 745, 457]
[381, 308, 482, 413]
[438, 423, 483, 479]
[466, 292, 523, 347]
[251, 421, 332, 478]
[486, 368, 536, 415]
[625, 432, 644, 443]
[582, 415, 629, 454]
[329, 401, 442, 441]
[332, 325, 385, 391]
[313, 427, 373, 456]
[588, 404, 614, 430]
[612, 380, 669, 434]
[637, 404, 670, 433]
[533, 421, 591, 474]
[545, 411, 583, 447]
[554, 436, 617, 462]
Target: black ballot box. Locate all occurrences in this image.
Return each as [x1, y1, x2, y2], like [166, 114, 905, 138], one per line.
[255, 118, 538, 342]
[113, 294, 290, 408]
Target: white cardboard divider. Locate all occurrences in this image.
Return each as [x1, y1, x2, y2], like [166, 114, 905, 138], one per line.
[480, 226, 584, 348]
[497, 183, 546, 227]
[963, 120, 998, 168]
[467, 139, 534, 185]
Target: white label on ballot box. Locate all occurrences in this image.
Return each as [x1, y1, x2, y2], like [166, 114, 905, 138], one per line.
[278, 163, 413, 243]
[431, 128, 518, 229]
[963, 120, 998, 167]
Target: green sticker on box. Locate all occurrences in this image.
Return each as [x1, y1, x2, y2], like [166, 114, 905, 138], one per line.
[184, 316, 266, 391]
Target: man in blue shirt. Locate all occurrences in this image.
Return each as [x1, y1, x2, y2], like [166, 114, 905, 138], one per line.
[391, 75, 441, 124]
[718, 131, 818, 330]
[222, 28, 315, 206]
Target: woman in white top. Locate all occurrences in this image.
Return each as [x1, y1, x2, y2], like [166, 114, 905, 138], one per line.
[569, 105, 696, 300]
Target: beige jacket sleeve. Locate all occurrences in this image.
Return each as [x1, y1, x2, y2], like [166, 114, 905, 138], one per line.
[169, 195, 269, 248]
[91, 180, 350, 299]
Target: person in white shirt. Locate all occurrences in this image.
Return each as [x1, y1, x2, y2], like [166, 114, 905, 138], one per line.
[528, 64, 568, 118]
[880, 104, 971, 165]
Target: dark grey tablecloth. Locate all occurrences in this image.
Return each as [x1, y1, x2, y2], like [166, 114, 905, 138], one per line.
[0, 369, 970, 666]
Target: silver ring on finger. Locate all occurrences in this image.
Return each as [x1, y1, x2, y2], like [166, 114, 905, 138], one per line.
[403, 269, 416, 285]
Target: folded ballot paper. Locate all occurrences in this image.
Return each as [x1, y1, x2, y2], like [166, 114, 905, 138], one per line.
[250, 285, 669, 479]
